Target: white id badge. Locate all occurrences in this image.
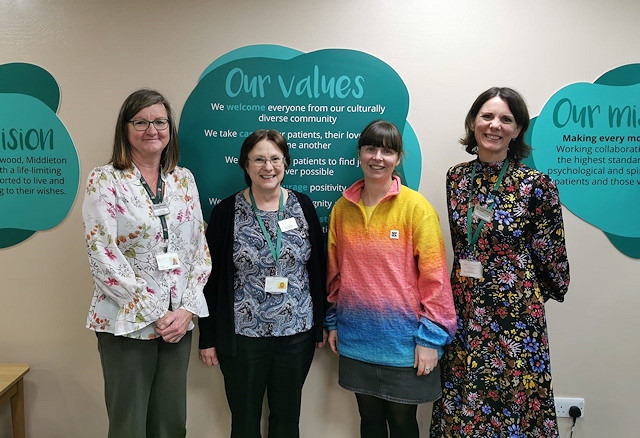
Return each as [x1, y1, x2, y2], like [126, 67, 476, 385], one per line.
[278, 217, 298, 232]
[265, 276, 288, 294]
[152, 203, 170, 217]
[473, 205, 494, 222]
[156, 252, 180, 271]
[460, 259, 483, 279]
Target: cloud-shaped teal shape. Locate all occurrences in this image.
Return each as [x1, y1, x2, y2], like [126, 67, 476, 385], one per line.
[528, 64, 640, 258]
[0, 62, 60, 112]
[179, 45, 420, 225]
[0, 63, 79, 249]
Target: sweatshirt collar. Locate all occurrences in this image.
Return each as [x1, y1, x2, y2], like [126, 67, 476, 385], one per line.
[343, 175, 402, 204]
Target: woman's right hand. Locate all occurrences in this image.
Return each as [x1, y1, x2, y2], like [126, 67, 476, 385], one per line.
[328, 330, 339, 355]
[198, 347, 219, 366]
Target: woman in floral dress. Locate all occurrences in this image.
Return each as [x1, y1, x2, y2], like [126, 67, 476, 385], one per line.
[430, 87, 570, 438]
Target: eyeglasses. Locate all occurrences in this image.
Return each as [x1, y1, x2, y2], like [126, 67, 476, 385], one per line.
[129, 119, 170, 131]
[247, 156, 286, 167]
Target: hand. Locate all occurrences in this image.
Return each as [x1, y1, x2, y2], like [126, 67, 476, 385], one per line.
[155, 308, 193, 343]
[328, 329, 339, 355]
[316, 328, 329, 348]
[198, 347, 219, 366]
[414, 344, 438, 376]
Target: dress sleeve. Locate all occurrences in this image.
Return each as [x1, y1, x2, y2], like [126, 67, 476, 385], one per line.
[530, 175, 570, 302]
[82, 168, 164, 324]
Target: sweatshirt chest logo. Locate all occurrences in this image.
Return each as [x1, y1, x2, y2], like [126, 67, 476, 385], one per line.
[390, 230, 400, 239]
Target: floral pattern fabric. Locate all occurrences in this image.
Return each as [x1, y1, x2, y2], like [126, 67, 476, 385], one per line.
[83, 164, 211, 339]
[430, 160, 570, 438]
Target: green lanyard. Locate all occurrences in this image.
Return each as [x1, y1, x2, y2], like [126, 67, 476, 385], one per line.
[140, 169, 168, 241]
[466, 159, 509, 254]
[249, 189, 284, 268]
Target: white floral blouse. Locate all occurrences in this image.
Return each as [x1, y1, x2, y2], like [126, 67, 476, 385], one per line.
[82, 164, 211, 339]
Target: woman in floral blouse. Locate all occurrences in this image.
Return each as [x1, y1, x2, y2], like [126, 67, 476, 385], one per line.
[430, 87, 570, 438]
[82, 89, 211, 438]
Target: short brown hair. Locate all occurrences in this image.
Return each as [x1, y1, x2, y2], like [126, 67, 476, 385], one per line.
[238, 129, 290, 187]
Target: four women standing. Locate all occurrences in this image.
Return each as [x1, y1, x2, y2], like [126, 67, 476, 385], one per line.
[84, 87, 569, 437]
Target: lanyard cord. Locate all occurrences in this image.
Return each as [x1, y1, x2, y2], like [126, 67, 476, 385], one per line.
[249, 189, 284, 269]
[140, 168, 169, 241]
[466, 159, 509, 254]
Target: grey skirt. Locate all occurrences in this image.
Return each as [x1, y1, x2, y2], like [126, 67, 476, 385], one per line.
[338, 356, 442, 405]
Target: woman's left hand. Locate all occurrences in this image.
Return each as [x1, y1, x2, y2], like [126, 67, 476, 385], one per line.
[155, 308, 193, 343]
[316, 328, 329, 348]
[414, 344, 438, 376]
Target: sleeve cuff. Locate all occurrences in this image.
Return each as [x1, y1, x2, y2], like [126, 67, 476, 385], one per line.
[323, 306, 337, 331]
[413, 316, 453, 359]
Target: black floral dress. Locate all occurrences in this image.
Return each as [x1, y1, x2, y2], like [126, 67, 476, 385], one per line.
[430, 159, 570, 438]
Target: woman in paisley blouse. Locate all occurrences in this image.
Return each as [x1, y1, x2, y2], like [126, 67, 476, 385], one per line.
[430, 87, 570, 438]
[198, 129, 327, 438]
[82, 89, 211, 437]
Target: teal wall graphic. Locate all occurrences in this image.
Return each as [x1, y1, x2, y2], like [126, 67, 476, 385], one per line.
[0, 63, 80, 248]
[179, 45, 421, 231]
[526, 64, 640, 258]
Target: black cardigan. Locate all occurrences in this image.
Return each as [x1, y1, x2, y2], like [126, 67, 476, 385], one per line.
[198, 189, 327, 356]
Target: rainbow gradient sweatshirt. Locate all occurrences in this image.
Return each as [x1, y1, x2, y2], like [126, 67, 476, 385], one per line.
[325, 176, 457, 367]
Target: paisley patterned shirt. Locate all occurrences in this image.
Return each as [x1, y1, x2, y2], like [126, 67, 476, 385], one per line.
[82, 164, 211, 339]
[232, 191, 314, 337]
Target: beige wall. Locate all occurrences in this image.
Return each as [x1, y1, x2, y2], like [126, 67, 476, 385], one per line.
[1, 1, 638, 436]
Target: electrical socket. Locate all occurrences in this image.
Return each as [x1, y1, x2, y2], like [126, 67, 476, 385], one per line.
[555, 397, 585, 418]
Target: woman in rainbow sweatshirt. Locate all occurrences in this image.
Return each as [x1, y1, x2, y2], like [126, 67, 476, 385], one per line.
[325, 120, 457, 438]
